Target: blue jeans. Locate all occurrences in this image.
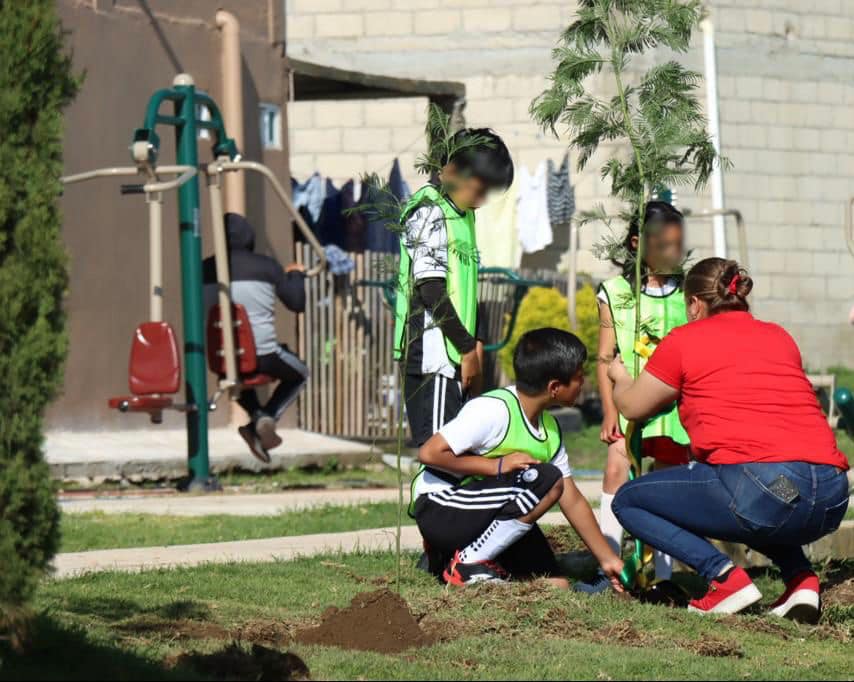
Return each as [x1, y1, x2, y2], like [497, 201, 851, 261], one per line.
[612, 461, 849, 580]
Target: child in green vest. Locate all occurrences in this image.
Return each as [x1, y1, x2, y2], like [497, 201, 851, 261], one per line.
[576, 201, 690, 595]
[394, 128, 513, 448]
[414, 328, 624, 587]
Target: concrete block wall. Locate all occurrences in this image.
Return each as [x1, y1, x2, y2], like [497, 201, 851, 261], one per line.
[286, 0, 854, 368]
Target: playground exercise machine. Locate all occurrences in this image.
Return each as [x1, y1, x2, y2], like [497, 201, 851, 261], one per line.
[62, 74, 325, 490]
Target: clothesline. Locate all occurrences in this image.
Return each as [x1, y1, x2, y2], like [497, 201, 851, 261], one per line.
[291, 152, 576, 270]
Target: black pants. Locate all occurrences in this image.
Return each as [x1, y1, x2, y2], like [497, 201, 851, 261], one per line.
[238, 344, 309, 422]
[404, 373, 464, 446]
[414, 463, 563, 579]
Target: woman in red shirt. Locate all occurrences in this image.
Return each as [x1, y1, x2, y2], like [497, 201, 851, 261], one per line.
[609, 257, 849, 621]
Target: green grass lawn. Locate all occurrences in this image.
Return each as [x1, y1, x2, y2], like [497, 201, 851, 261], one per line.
[60, 503, 415, 553]
[4, 553, 851, 681]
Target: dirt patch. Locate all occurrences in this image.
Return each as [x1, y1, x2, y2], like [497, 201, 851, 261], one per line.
[591, 622, 654, 648]
[119, 617, 231, 641]
[295, 589, 432, 654]
[683, 635, 744, 658]
[169, 642, 310, 681]
[823, 578, 854, 607]
[543, 525, 586, 554]
[233, 619, 296, 646]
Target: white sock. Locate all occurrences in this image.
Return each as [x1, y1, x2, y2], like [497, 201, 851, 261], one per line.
[654, 550, 673, 581]
[599, 492, 623, 556]
[458, 518, 532, 563]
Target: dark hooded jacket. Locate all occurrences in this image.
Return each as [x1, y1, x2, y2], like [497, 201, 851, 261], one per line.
[203, 213, 305, 355]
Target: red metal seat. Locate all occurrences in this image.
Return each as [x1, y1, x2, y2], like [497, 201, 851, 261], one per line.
[109, 321, 181, 423]
[206, 303, 272, 387]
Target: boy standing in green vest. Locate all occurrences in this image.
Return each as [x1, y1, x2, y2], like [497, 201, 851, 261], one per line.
[414, 328, 624, 587]
[394, 128, 513, 448]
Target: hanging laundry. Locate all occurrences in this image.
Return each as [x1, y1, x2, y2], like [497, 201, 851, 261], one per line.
[364, 158, 410, 254]
[340, 178, 367, 253]
[388, 157, 411, 202]
[314, 178, 344, 248]
[475, 175, 521, 268]
[516, 161, 553, 254]
[324, 244, 355, 275]
[292, 172, 324, 223]
[547, 153, 576, 225]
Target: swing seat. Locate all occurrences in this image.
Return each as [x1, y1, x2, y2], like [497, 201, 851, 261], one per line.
[206, 303, 272, 388]
[108, 321, 181, 423]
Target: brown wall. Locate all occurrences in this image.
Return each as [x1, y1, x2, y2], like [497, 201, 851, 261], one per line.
[51, 0, 294, 430]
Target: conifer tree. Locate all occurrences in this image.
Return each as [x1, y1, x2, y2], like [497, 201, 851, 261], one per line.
[0, 1, 79, 622]
[532, 0, 725, 373]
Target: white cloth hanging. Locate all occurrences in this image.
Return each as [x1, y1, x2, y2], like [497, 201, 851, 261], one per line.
[516, 161, 553, 254]
[475, 176, 521, 268]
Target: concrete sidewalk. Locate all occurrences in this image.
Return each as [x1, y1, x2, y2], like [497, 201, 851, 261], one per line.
[46, 427, 377, 482]
[52, 511, 570, 578]
[58, 481, 604, 516]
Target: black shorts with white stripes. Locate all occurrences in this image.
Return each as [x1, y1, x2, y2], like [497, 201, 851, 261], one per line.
[414, 463, 563, 579]
[404, 373, 464, 447]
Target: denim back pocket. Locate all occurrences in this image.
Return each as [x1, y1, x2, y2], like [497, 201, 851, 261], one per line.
[729, 465, 800, 537]
[820, 496, 849, 536]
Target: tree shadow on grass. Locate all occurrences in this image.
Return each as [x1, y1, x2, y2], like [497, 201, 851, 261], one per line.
[0, 613, 201, 681]
[58, 595, 212, 624]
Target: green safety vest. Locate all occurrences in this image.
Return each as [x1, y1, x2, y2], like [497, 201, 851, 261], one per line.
[408, 388, 562, 515]
[393, 185, 478, 366]
[600, 275, 689, 444]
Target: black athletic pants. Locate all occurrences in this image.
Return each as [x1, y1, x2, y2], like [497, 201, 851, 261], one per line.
[238, 344, 309, 422]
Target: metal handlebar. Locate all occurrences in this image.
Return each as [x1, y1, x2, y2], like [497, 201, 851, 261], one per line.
[682, 207, 748, 267]
[846, 197, 854, 259]
[210, 160, 327, 277]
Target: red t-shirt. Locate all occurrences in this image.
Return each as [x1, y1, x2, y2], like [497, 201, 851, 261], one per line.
[644, 311, 847, 468]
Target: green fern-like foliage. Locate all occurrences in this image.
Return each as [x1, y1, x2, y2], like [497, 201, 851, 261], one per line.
[531, 0, 726, 373]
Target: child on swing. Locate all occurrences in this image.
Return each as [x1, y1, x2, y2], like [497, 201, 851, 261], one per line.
[576, 201, 690, 595]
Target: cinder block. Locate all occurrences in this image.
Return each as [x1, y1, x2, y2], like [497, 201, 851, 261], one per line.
[414, 9, 461, 35]
[365, 11, 414, 36]
[745, 9, 773, 34]
[314, 13, 365, 37]
[799, 276, 827, 300]
[512, 5, 561, 31]
[287, 15, 314, 41]
[364, 99, 416, 127]
[293, 0, 342, 12]
[343, 0, 393, 9]
[314, 100, 364, 128]
[286, 102, 314, 129]
[290, 128, 341, 154]
[342, 128, 392, 153]
[319, 153, 369, 179]
[462, 7, 511, 32]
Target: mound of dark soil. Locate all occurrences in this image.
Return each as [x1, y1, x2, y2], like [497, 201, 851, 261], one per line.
[295, 589, 432, 654]
[170, 642, 310, 681]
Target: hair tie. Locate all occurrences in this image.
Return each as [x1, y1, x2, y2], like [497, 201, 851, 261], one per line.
[727, 273, 741, 295]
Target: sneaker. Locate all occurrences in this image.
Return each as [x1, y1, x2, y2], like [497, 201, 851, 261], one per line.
[573, 571, 612, 594]
[688, 567, 762, 615]
[238, 424, 271, 464]
[255, 415, 283, 451]
[769, 571, 820, 624]
[442, 550, 508, 586]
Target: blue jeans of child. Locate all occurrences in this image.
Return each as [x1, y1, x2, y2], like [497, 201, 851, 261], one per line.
[612, 461, 849, 580]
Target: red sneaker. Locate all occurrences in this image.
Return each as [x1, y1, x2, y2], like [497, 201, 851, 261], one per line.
[769, 571, 820, 623]
[688, 567, 762, 615]
[442, 550, 508, 586]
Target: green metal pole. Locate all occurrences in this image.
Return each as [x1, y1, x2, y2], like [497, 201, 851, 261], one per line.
[173, 75, 213, 490]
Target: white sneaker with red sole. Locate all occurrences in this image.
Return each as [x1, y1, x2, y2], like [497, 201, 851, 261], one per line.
[769, 571, 821, 624]
[688, 566, 762, 615]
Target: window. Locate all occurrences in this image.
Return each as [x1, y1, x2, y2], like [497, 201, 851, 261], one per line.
[259, 103, 282, 150]
[197, 104, 212, 140]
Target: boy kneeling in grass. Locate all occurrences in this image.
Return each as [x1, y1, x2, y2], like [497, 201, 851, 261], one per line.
[412, 327, 624, 588]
